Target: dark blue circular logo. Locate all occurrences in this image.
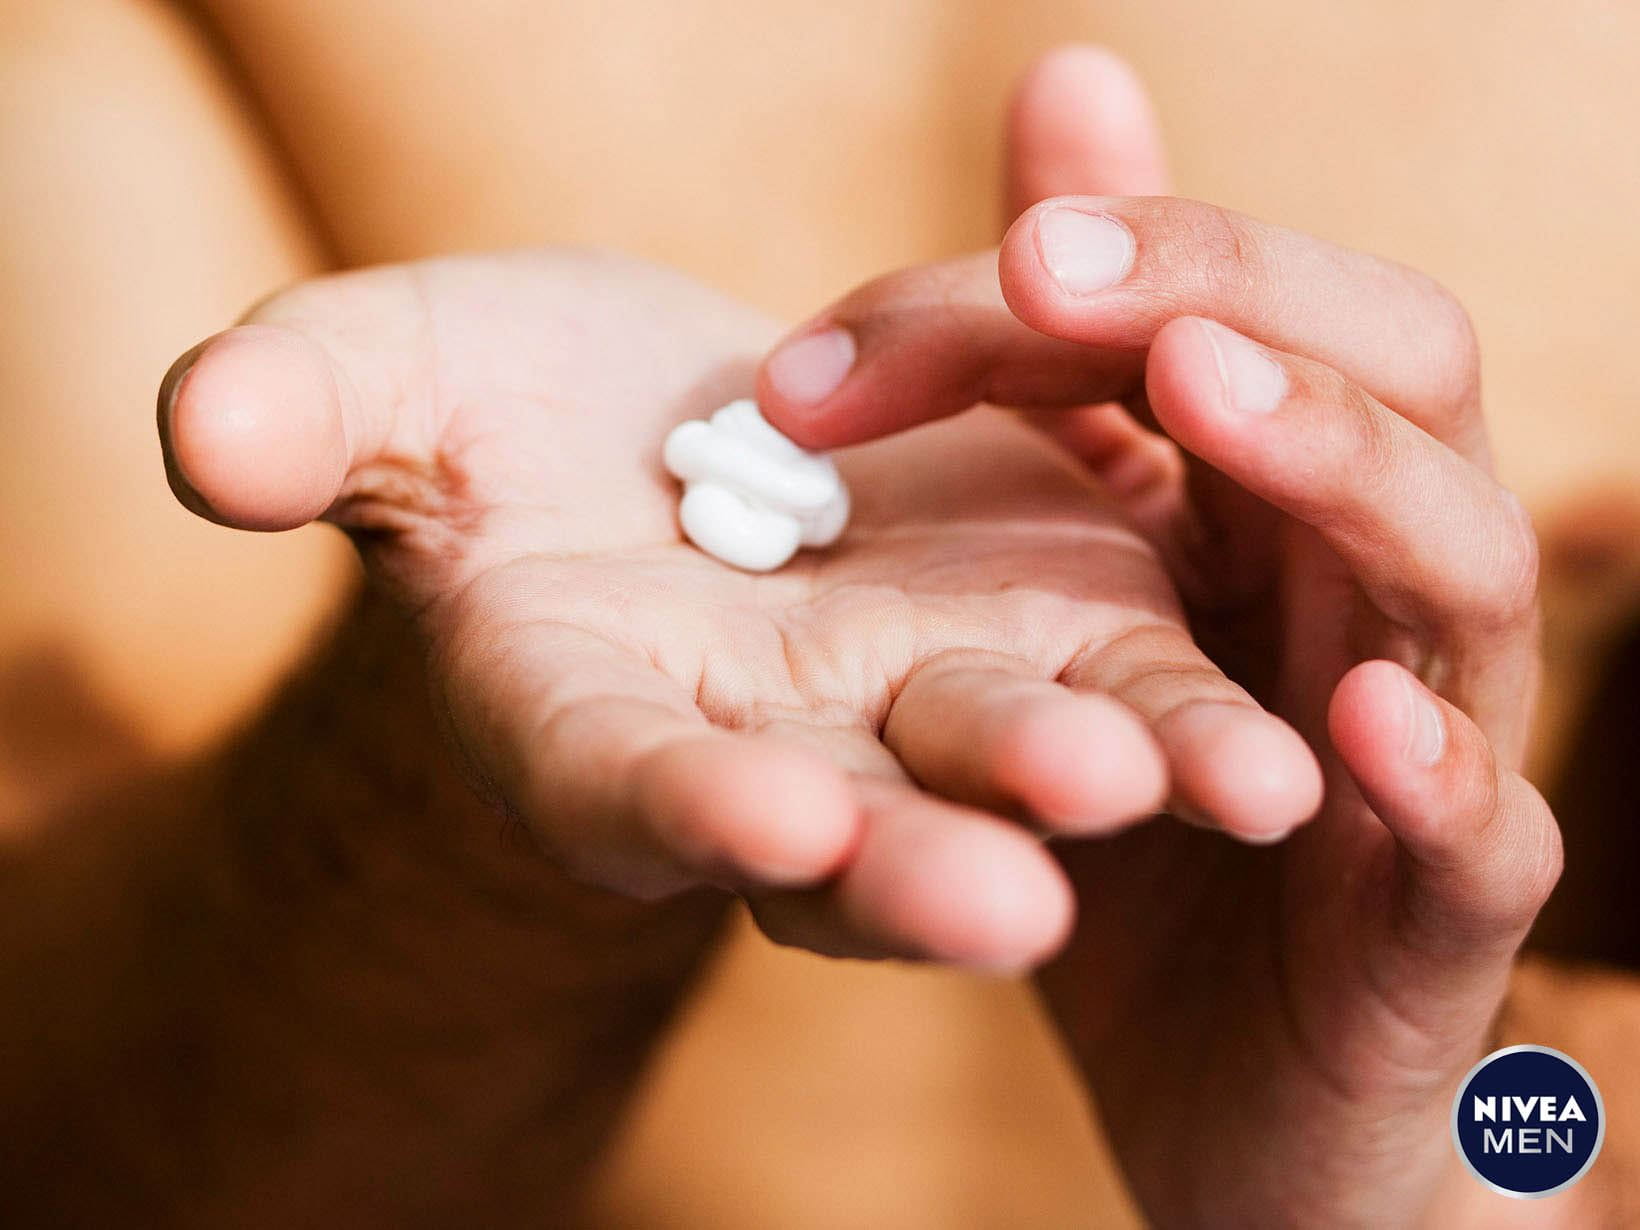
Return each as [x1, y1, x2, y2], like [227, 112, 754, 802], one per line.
[1451, 1045, 1604, 1199]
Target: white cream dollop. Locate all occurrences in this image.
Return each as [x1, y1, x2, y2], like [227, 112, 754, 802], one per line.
[662, 398, 850, 572]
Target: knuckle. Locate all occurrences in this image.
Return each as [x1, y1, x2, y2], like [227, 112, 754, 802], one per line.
[1461, 745, 1507, 837]
[1468, 491, 1542, 629]
[1138, 201, 1269, 322]
[1082, 622, 1237, 710]
[1333, 386, 1403, 518]
[1461, 770, 1561, 931]
[1413, 272, 1483, 417]
[1506, 781, 1564, 914]
[1525, 806, 1565, 911]
[1186, 206, 1268, 310]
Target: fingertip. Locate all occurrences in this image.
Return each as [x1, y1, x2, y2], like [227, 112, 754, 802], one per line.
[752, 324, 859, 450]
[162, 324, 350, 531]
[1006, 44, 1170, 214]
[1008, 46, 1140, 152]
[1330, 661, 1563, 928]
[1145, 313, 1216, 392]
[1328, 660, 1460, 850]
[761, 251, 1060, 449]
[991, 692, 1168, 833]
[1141, 316, 1226, 437]
[999, 197, 1136, 333]
[1016, 43, 1143, 94]
[1327, 659, 1412, 761]
[840, 801, 1075, 974]
[899, 824, 1076, 974]
[641, 738, 861, 889]
[1163, 702, 1323, 841]
[157, 337, 220, 523]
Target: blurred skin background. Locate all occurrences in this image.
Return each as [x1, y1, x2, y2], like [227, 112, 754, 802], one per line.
[4, 1, 1640, 1225]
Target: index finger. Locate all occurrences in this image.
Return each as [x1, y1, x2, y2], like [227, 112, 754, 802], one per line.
[757, 197, 1486, 462]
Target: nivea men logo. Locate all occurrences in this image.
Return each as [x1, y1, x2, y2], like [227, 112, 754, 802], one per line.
[1473, 1092, 1587, 1154]
[1452, 1046, 1605, 1198]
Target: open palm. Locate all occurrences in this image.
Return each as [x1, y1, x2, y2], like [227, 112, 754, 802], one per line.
[160, 248, 1311, 971]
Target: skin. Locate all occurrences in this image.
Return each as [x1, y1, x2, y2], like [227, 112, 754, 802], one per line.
[0, 590, 733, 1224]
[3, 10, 1635, 1225]
[754, 59, 1563, 1224]
[158, 246, 1323, 975]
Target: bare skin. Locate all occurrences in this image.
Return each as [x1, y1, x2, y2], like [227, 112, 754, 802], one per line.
[0, 590, 731, 1225]
[160, 247, 1323, 970]
[756, 58, 1561, 1218]
[3, 4, 1640, 1226]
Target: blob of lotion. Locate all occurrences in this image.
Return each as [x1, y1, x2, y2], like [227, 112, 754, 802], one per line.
[662, 399, 850, 572]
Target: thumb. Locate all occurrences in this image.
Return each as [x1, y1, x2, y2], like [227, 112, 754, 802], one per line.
[157, 322, 365, 532]
[1329, 660, 1563, 965]
[1003, 44, 1172, 226]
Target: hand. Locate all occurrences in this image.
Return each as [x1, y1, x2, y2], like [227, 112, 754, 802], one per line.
[753, 48, 1562, 1223]
[157, 247, 1316, 975]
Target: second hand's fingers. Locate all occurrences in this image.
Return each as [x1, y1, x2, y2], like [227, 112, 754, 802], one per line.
[1063, 623, 1324, 842]
[758, 251, 1138, 449]
[759, 199, 1484, 461]
[882, 648, 1168, 835]
[748, 776, 1076, 974]
[1144, 318, 1540, 678]
[1003, 44, 1171, 222]
[1002, 46, 1189, 548]
[1328, 661, 1562, 1031]
[998, 195, 1488, 457]
[1018, 402, 1189, 548]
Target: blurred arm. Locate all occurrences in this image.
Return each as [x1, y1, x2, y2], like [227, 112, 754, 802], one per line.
[0, 13, 725, 1216]
[0, 0, 348, 804]
[0, 587, 727, 1224]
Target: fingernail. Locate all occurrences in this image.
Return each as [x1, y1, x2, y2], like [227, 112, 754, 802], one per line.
[1035, 207, 1135, 296]
[156, 343, 216, 519]
[1198, 319, 1286, 415]
[764, 326, 856, 407]
[157, 340, 206, 432]
[1400, 672, 1446, 767]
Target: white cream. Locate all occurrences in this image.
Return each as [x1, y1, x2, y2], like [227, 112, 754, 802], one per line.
[663, 399, 850, 572]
